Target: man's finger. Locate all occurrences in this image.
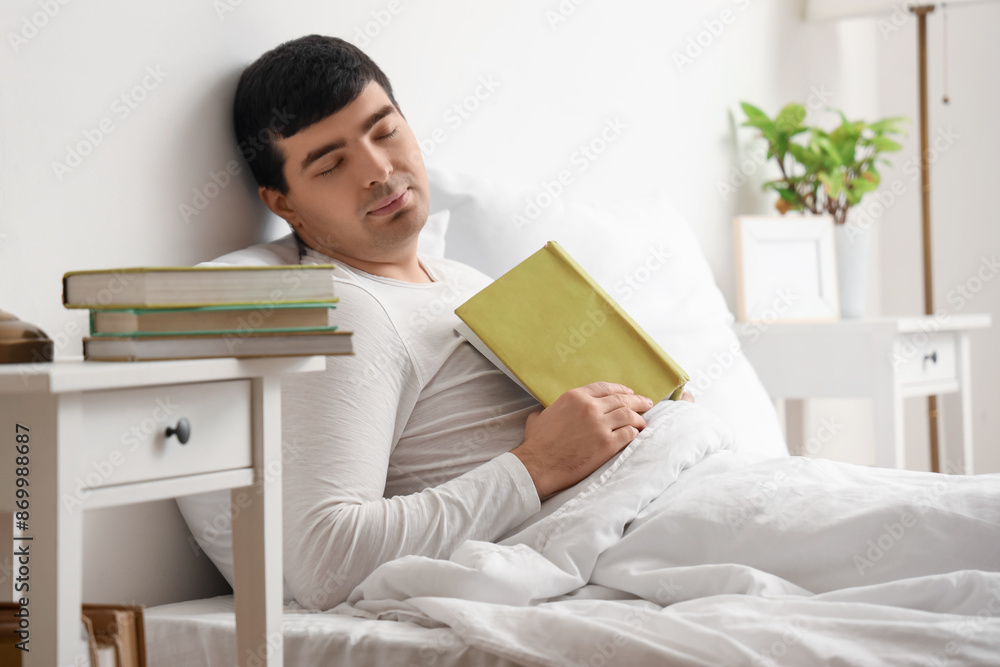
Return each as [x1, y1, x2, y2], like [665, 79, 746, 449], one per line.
[597, 392, 654, 415]
[582, 381, 635, 397]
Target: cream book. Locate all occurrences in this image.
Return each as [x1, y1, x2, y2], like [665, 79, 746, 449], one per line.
[63, 264, 337, 309]
[454, 241, 688, 408]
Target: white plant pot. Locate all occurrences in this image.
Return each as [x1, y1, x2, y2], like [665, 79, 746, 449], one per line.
[834, 219, 872, 318]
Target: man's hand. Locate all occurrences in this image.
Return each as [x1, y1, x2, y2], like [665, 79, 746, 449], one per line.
[511, 382, 653, 499]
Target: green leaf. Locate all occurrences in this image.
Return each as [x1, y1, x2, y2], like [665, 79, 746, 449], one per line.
[849, 176, 878, 196]
[818, 171, 845, 198]
[775, 186, 800, 204]
[788, 143, 818, 169]
[872, 136, 903, 152]
[815, 136, 842, 166]
[775, 104, 806, 133]
[741, 101, 769, 121]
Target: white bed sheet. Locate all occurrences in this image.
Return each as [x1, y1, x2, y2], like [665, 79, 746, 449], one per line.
[144, 594, 520, 667]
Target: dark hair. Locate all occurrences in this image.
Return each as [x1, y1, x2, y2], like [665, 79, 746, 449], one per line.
[233, 34, 398, 194]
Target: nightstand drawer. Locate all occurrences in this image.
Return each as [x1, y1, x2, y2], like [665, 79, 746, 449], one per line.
[78, 379, 252, 489]
[896, 331, 957, 388]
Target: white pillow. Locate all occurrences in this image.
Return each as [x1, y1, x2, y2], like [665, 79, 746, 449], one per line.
[417, 208, 449, 258]
[426, 165, 788, 459]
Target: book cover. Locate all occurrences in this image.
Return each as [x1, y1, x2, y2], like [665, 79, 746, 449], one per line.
[454, 241, 688, 408]
[83, 329, 353, 361]
[82, 604, 147, 667]
[90, 302, 340, 336]
[63, 264, 338, 309]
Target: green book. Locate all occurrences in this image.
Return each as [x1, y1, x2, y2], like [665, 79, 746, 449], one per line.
[454, 241, 688, 408]
[89, 302, 339, 337]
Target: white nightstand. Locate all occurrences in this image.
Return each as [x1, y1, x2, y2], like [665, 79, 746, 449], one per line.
[0, 355, 325, 667]
[735, 314, 991, 473]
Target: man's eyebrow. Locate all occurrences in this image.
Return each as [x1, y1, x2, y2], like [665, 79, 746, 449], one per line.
[299, 104, 398, 173]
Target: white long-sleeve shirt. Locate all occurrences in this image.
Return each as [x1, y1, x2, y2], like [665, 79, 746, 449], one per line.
[206, 235, 542, 610]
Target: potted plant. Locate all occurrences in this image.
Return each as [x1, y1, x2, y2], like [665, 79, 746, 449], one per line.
[739, 102, 907, 317]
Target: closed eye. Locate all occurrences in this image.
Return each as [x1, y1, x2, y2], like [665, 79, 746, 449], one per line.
[317, 128, 398, 177]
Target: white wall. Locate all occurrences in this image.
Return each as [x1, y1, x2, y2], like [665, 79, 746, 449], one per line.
[1, 0, 994, 606]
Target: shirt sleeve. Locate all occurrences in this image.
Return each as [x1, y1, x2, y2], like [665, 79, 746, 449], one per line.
[281, 283, 540, 611]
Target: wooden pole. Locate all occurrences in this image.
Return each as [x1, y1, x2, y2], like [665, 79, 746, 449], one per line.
[911, 5, 941, 472]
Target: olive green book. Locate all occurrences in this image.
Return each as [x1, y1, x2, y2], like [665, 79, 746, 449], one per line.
[62, 264, 338, 309]
[89, 302, 339, 336]
[454, 241, 688, 408]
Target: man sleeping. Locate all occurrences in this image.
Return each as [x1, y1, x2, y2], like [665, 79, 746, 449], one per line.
[197, 33, 693, 610]
[182, 38, 1000, 663]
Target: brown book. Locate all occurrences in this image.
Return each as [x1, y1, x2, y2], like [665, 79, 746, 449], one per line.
[82, 604, 147, 667]
[1, 601, 25, 667]
[0, 602, 102, 666]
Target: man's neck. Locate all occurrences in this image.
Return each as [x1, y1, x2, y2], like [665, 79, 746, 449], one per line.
[297, 233, 433, 283]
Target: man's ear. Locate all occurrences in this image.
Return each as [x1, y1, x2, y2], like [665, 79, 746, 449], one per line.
[258, 186, 304, 232]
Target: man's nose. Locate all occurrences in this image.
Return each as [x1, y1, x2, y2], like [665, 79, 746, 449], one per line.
[359, 141, 392, 186]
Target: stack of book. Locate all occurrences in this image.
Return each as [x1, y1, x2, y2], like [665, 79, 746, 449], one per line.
[62, 265, 352, 362]
[1, 602, 147, 666]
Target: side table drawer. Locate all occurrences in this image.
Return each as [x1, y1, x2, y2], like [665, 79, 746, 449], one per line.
[78, 379, 252, 489]
[896, 331, 957, 388]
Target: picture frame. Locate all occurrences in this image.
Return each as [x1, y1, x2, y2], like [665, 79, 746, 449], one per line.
[734, 215, 840, 322]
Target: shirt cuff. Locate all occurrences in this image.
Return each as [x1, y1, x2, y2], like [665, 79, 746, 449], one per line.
[493, 451, 541, 520]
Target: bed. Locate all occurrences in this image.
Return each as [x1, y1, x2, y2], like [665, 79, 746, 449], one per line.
[150, 167, 1000, 666]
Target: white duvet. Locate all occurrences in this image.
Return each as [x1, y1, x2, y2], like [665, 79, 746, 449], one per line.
[334, 401, 1000, 666]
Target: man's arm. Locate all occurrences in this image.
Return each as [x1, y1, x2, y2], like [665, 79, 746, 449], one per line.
[281, 284, 540, 610]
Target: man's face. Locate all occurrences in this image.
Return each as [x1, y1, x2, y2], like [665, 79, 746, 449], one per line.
[263, 81, 429, 266]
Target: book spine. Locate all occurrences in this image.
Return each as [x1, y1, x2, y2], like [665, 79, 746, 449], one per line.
[544, 241, 689, 387]
[68, 298, 339, 310]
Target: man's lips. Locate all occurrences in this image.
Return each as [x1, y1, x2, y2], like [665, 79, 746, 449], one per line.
[368, 188, 409, 216]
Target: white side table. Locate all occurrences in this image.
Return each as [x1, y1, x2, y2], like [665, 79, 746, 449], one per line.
[735, 314, 991, 473]
[0, 356, 325, 667]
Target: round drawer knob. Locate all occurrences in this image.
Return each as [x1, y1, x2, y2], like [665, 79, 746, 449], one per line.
[165, 417, 191, 445]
